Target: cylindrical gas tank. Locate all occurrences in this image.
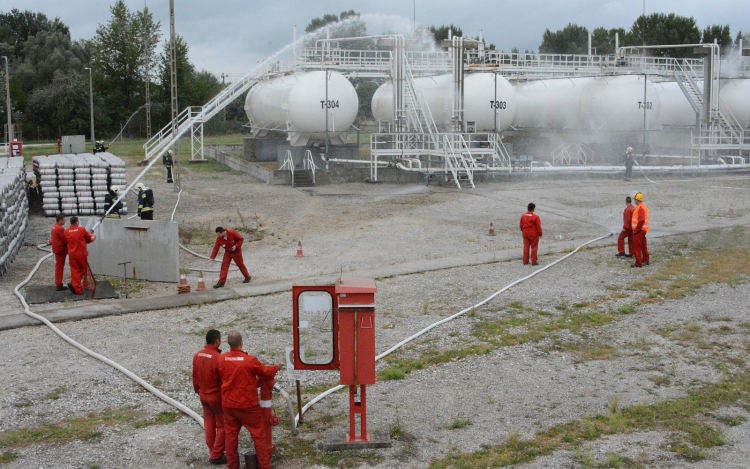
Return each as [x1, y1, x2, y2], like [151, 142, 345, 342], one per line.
[579, 75, 660, 131]
[464, 73, 517, 131]
[371, 74, 453, 127]
[720, 79, 750, 127]
[371, 73, 516, 131]
[512, 77, 592, 129]
[651, 81, 696, 127]
[245, 71, 358, 146]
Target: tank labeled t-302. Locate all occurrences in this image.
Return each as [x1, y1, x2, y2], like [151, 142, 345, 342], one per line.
[244, 71, 359, 146]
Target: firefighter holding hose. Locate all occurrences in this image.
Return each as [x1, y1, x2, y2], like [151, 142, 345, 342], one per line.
[218, 331, 282, 469]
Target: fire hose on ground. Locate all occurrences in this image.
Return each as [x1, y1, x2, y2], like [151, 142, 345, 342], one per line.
[295, 231, 613, 425]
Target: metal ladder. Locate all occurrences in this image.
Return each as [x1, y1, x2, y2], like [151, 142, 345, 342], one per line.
[142, 71, 262, 163]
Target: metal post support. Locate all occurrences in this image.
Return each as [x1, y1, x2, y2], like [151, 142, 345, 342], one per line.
[190, 120, 204, 160]
[169, 0, 180, 191]
[3, 56, 12, 151]
[85, 67, 95, 145]
[348, 385, 370, 443]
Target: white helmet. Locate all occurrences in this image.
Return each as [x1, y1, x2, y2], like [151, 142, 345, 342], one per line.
[167, 150, 173, 155]
[110, 185, 120, 194]
[135, 182, 145, 191]
[627, 147, 634, 153]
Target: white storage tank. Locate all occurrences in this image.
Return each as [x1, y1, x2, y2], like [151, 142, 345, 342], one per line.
[512, 77, 592, 129]
[371, 73, 516, 131]
[651, 81, 696, 128]
[245, 71, 358, 146]
[579, 75, 660, 131]
[720, 79, 750, 128]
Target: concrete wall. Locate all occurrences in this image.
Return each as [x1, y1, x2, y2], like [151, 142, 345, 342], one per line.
[80, 217, 180, 282]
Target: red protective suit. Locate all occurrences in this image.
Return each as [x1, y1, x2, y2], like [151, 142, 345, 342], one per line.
[218, 350, 279, 469]
[617, 204, 635, 256]
[64, 225, 95, 294]
[520, 211, 543, 265]
[631, 203, 650, 267]
[210, 230, 250, 285]
[193, 344, 225, 460]
[51, 222, 67, 287]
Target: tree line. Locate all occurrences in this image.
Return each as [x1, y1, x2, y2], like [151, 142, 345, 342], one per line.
[0, 2, 243, 142]
[2, 6, 748, 142]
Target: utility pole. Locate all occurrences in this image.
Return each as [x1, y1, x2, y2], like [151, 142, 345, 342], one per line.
[144, 0, 152, 140]
[85, 67, 95, 146]
[169, 0, 180, 190]
[3, 56, 12, 152]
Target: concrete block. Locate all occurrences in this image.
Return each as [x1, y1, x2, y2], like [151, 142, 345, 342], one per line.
[81, 217, 180, 282]
[322, 431, 391, 451]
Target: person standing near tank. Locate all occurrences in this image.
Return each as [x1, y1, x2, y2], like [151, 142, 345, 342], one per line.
[623, 147, 634, 181]
[520, 203, 543, 266]
[616, 196, 635, 258]
[631, 192, 650, 268]
[48, 214, 68, 291]
[135, 182, 155, 220]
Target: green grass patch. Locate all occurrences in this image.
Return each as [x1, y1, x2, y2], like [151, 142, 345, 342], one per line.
[0, 408, 182, 450]
[0, 452, 17, 464]
[444, 414, 473, 430]
[378, 343, 493, 380]
[45, 385, 66, 400]
[429, 370, 750, 468]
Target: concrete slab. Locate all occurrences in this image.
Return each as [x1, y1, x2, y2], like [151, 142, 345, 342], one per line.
[322, 431, 391, 451]
[24, 281, 119, 304]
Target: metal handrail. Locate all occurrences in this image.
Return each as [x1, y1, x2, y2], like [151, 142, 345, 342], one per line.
[303, 149, 317, 185]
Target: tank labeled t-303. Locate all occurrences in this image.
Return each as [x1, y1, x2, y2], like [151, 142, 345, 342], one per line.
[244, 71, 359, 146]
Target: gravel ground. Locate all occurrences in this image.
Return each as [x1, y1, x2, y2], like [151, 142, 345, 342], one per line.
[1, 167, 749, 468]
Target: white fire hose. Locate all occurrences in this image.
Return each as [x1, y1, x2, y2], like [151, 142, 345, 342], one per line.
[295, 231, 613, 425]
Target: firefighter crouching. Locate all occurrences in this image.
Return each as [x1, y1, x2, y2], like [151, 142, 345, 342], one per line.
[135, 182, 154, 220]
[103, 185, 123, 218]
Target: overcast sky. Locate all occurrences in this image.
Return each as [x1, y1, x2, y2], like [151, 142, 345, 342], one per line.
[6, 0, 749, 79]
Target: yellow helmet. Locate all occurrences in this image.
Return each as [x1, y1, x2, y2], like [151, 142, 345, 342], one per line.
[634, 192, 643, 201]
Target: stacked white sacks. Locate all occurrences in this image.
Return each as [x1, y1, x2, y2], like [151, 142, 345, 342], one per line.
[33, 153, 128, 217]
[0, 157, 29, 276]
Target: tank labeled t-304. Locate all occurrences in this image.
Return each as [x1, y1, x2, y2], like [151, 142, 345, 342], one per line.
[244, 71, 359, 146]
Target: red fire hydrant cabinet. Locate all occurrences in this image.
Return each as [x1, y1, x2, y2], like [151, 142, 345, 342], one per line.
[292, 277, 378, 443]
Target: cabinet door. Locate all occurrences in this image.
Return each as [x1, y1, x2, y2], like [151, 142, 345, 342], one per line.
[292, 286, 339, 370]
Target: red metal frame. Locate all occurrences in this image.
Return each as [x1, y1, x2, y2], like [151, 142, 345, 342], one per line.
[292, 285, 339, 371]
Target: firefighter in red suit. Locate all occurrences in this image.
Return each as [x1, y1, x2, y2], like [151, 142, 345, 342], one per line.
[520, 203, 543, 266]
[616, 196, 635, 258]
[631, 192, 650, 268]
[193, 329, 227, 465]
[49, 214, 68, 291]
[218, 331, 283, 469]
[207, 227, 251, 288]
[64, 216, 96, 295]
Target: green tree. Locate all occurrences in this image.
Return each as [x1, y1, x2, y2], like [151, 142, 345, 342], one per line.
[15, 30, 88, 90]
[305, 14, 340, 33]
[89, 0, 160, 134]
[591, 27, 628, 55]
[25, 70, 93, 138]
[428, 24, 463, 44]
[0, 9, 68, 60]
[702, 24, 732, 49]
[628, 13, 701, 56]
[539, 23, 589, 54]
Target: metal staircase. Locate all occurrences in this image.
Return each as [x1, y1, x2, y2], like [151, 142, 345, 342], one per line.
[142, 72, 262, 163]
[674, 60, 744, 151]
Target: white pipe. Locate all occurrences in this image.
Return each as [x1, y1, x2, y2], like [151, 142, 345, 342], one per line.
[274, 384, 298, 435]
[14, 245, 205, 428]
[530, 164, 750, 172]
[296, 231, 613, 424]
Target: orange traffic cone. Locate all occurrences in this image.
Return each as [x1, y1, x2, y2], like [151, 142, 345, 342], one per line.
[488, 223, 496, 236]
[295, 241, 305, 258]
[178, 269, 191, 294]
[196, 271, 206, 291]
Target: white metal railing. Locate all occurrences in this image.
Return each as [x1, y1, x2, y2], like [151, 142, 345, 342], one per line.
[302, 149, 317, 185]
[551, 143, 594, 165]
